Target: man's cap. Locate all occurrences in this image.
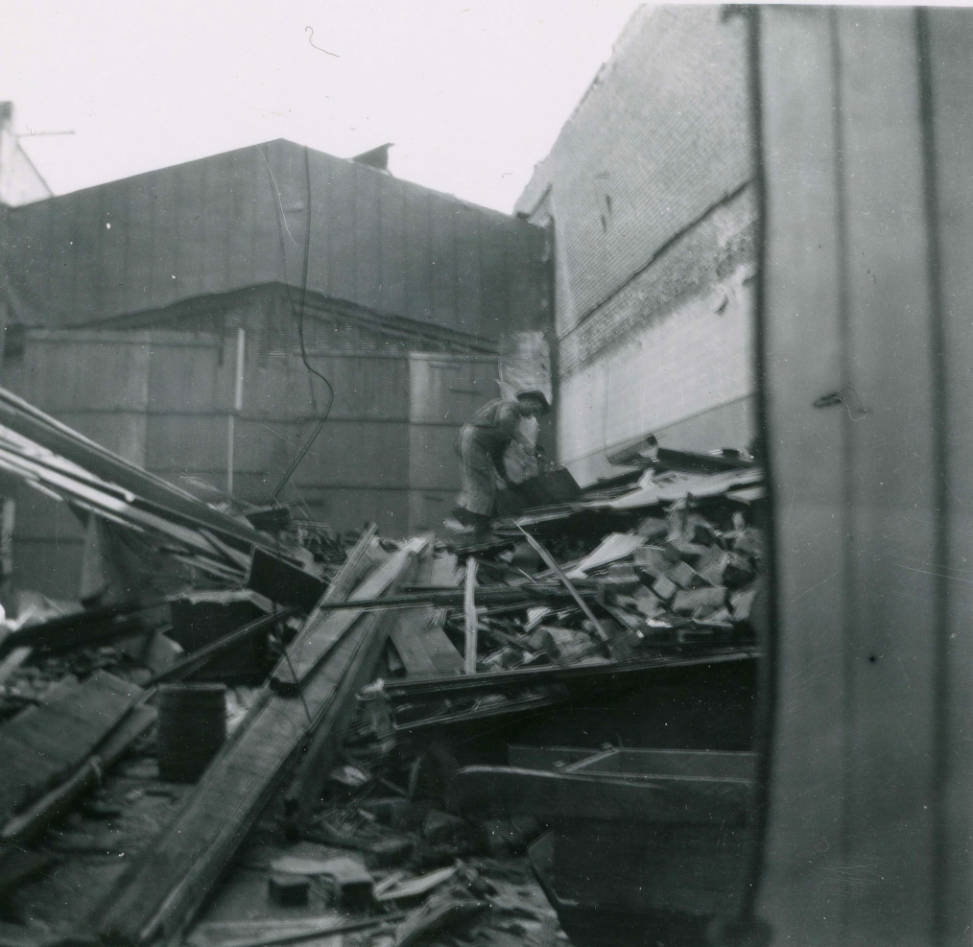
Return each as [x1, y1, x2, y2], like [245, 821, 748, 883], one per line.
[516, 390, 551, 412]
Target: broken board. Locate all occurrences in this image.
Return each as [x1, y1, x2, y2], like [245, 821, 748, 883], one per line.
[0, 670, 141, 824]
[388, 550, 463, 677]
[92, 538, 428, 946]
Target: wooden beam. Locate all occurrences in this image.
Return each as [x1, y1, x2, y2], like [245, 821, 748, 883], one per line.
[2, 704, 156, 844]
[0, 670, 142, 824]
[271, 535, 421, 695]
[387, 548, 461, 677]
[90, 537, 428, 947]
[448, 766, 752, 825]
[514, 525, 610, 646]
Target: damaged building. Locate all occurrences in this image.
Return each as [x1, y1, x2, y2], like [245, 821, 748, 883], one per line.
[0, 5, 972, 947]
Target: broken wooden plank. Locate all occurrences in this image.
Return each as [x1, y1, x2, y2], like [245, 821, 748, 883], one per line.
[565, 533, 645, 579]
[0, 646, 31, 687]
[2, 704, 156, 844]
[463, 558, 478, 675]
[284, 606, 414, 832]
[429, 550, 461, 588]
[672, 587, 728, 615]
[375, 864, 459, 902]
[384, 648, 756, 699]
[389, 607, 442, 676]
[0, 600, 169, 658]
[448, 766, 752, 825]
[0, 670, 142, 824]
[272, 536, 418, 695]
[515, 525, 610, 646]
[387, 549, 461, 677]
[90, 538, 428, 946]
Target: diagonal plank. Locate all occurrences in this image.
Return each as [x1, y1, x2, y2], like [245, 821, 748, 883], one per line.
[91, 537, 428, 946]
[270, 534, 420, 695]
[0, 670, 141, 823]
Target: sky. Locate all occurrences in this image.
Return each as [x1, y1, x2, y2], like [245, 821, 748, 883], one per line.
[0, 0, 643, 213]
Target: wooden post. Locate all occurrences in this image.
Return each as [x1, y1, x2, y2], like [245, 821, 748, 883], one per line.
[227, 328, 245, 496]
[463, 558, 478, 674]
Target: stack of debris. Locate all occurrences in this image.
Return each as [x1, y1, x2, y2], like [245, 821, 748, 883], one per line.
[0, 389, 765, 946]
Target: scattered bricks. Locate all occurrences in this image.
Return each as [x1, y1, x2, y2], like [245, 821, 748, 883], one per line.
[650, 574, 679, 603]
[633, 545, 674, 578]
[367, 835, 415, 870]
[631, 588, 665, 619]
[593, 563, 642, 590]
[666, 560, 707, 590]
[268, 874, 309, 907]
[319, 856, 374, 911]
[536, 626, 603, 665]
[685, 515, 718, 546]
[672, 587, 728, 616]
[695, 546, 728, 583]
[723, 551, 756, 589]
[730, 586, 759, 623]
[664, 538, 710, 565]
[636, 516, 668, 540]
[731, 527, 764, 561]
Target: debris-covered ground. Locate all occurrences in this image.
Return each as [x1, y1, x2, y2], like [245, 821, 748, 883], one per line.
[0, 393, 765, 946]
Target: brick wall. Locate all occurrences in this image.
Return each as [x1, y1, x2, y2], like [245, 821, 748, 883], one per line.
[516, 5, 757, 479]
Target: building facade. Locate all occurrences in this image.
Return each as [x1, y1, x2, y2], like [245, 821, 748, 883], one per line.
[516, 5, 756, 484]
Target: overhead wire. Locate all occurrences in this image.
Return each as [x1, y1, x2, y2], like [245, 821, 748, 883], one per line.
[262, 145, 336, 504]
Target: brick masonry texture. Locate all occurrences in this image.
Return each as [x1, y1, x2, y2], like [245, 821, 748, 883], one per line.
[558, 260, 756, 482]
[517, 5, 752, 331]
[558, 187, 756, 380]
[516, 5, 756, 474]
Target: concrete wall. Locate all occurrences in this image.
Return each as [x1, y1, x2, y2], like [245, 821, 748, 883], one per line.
[516, 5, 756, 483]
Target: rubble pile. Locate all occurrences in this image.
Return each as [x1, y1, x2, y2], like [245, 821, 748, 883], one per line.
[0, 388, 765, 946]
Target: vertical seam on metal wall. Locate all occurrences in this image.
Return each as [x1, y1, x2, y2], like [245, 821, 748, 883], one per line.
[743, 6, 775, 927]
[828, 9, 854, 938]
[915, 10, 949, 945]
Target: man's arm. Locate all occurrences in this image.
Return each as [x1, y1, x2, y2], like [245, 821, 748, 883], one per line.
[491, 403, 522, 484]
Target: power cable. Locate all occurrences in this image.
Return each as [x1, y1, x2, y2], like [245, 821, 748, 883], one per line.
[262, 145, 336, 504]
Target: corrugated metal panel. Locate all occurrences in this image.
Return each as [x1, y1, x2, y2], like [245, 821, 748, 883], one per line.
[0, 140, 546, 342]
[430, 203, 458, 329]
[353, 163, 383, 313]
[147, 338, 231, 413]
[407, 353, 498, 425]
[402, 186, 433, 322]
[376, 174, 409, 318]
[249, 352, 410, 421]
[757, 7, 973, 943]
[6, 333, 151, 412]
